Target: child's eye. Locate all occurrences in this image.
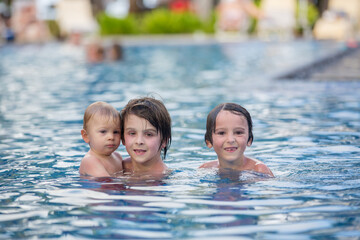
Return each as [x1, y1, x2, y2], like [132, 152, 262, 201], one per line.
[215, 131, 225, 135]
[127, 131, 135, 136]
[235, 131, 244, 135]
[114, 130, 120, 134]
[145, 132, 154, 137]
[100, 130, 107, 134]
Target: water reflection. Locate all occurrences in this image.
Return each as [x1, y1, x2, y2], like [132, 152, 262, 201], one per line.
[73, 169, 273, 238]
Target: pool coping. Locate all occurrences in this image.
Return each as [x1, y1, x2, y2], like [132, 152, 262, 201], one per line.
[274, 43, 360, 81]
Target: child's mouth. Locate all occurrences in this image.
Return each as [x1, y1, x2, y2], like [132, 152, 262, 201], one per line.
[224, 147, 237, 152]
[134, 149, 146, 155]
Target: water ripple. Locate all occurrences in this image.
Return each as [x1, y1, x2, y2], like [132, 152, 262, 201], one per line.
[1, 41, 359, 239]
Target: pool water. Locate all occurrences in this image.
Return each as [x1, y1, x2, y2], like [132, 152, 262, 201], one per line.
[0, 40, 359, 239]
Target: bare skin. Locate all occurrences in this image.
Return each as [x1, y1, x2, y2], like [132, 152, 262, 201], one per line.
[79, 151, 123, 177]
[122, 156, 168, 179]
[199, 156, 274, 177]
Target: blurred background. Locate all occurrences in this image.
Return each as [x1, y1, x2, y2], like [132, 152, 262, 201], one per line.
[1, 0, 359, 46]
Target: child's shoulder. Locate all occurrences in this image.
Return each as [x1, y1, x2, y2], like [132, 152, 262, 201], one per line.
[79, 153, 109, 177]
[80, 152, 100, 165]
[199, 160, 219, 168]
[247, 157, 274, 177]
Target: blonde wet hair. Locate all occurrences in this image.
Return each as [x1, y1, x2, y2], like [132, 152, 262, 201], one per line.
[83, 101, 120, 130]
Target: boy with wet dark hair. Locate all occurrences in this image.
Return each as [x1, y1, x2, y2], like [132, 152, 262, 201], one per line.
[121, 97, 172, 175]
[201, 102, 274, 177]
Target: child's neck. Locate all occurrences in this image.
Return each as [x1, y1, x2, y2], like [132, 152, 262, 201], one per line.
[132, 157, 167, 174]
[89, 149, 112, 160]
[219, 156, 246, 170]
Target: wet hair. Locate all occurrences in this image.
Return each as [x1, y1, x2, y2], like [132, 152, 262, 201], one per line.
[107, 43, 123, 61]
[204, 103, 253, 145]
[120, 97, 172, 159]
[83, 101, 120, 130]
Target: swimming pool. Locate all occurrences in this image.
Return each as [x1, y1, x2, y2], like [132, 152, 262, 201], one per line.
[0, 40, 359, 239]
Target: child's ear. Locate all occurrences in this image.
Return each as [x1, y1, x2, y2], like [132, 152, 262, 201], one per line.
[206, 140, 213, 148]
[81, 129, 90, 143]
[161, 140, 167, 149]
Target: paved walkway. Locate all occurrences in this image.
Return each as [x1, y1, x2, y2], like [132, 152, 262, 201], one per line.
[279, 44, 360, 81]
[309, 47, 360, 81]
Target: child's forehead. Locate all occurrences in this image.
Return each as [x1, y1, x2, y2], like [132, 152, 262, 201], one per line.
[125, 114, 156, 129]
[217, 110, 246, 119]
[90, 113, 120, 124]
[215, 110, 248, 125]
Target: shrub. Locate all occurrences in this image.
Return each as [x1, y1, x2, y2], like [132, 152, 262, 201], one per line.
[97, 13, 139, 35]
[141, 8, 203, 34]
[201, 11, 217, 34]
[97, 9, 217, 35]
[295, 1, 319, 30]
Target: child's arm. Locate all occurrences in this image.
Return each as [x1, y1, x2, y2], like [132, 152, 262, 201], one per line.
[112, 152, 124, 173]
[79, 155, 111, 177]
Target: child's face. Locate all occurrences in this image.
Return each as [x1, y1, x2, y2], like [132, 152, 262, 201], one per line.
[83, 114, 121, 156]
[123, 114, 164, 165]
[206, 110, 251, 164]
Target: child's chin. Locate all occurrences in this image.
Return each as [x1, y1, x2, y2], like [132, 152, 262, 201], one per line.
[102, 151, 114, 156]
[222, 157, 239, 163]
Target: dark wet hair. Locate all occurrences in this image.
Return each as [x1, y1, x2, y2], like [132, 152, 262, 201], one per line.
[120, 97, 172, 159]
[83, 101, 120, 130]
[204, 103, 253, 145]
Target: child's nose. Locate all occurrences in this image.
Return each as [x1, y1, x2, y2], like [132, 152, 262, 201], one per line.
[107, 132, 114, 139]
[135, 134, 144, 144]
[227, 133, 235, 142]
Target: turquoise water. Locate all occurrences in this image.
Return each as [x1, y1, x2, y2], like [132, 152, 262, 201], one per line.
[1, 40, 359, 239]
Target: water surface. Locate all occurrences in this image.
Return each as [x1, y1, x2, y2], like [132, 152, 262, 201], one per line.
[0, 40, 359, 239]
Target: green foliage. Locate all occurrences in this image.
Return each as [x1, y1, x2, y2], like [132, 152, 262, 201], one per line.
[254, 0, 262, 7]
[141, 9, 202, 34]
[306, 3, 319, 28]
[97, 8, 216, 35]
[97, 13, 139, 35]
[46, 20, 62, 39]
[201, 11, 217, 34]
[296, 1, 319, 29]
[244, 0, 261, 34]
